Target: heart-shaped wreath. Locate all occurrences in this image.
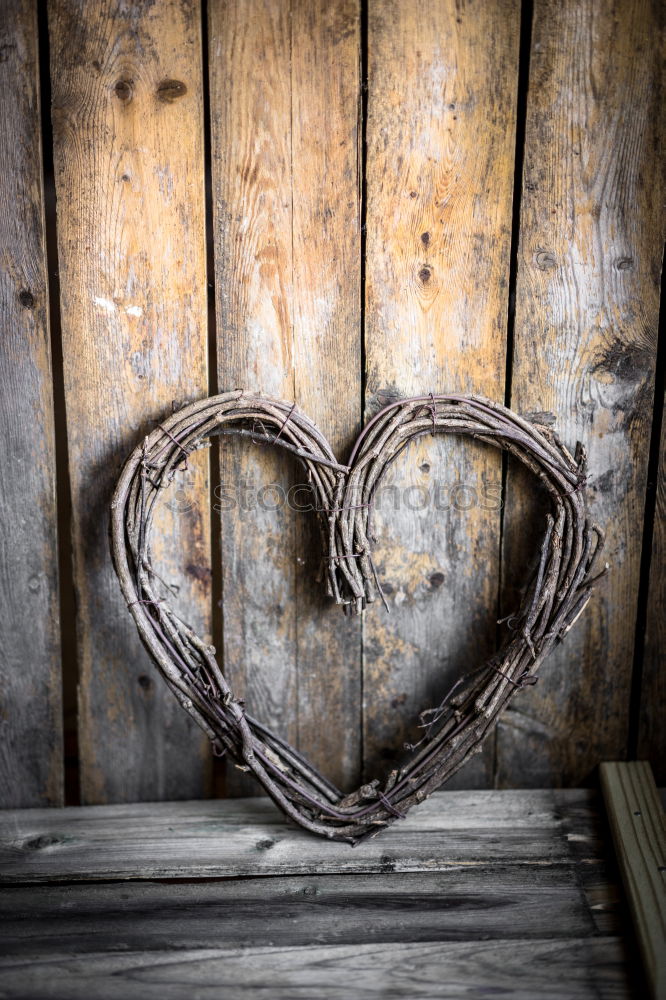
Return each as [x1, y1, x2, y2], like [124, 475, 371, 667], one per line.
[111, 391, 604, 844]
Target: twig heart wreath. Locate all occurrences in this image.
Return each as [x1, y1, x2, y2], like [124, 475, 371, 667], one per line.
[111, 391, 605, 845]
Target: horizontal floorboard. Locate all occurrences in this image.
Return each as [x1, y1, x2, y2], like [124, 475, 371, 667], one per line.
[0, 937, 631, 1000]
[0, 790, 595, 883]
[0, 867, 595, 956]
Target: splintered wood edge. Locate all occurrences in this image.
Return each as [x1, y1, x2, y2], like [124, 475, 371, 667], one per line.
[600, 761, 666, 1000]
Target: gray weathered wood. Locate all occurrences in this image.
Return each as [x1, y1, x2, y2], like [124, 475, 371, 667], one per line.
[0, 788, 598, 883]
[498, 0, 665, 786]
[0, 937, 631, 1000]
[362, 0, 519, 789]
[600, 761, 666, 1000]
[557, 781, 626, 937]
[639, 410, 666, 784]
[0, 0, 63, 807]
[0, 788, 633, 998]
[0, 868, 595, 956]
[48, 0, 211, 802]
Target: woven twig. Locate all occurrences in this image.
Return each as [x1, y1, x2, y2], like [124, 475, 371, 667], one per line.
[110, 390, 605, 844]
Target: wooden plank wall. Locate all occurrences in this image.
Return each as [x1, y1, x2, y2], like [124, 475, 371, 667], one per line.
[498, 0, 664, 787]
[0, 0, 663, 806]
[639, 399, 665, 783]
[209, 0, 362, 793]
[0, 0, 62, 807]
[48, 0, 211, 803]
[363, 0, 518, 787]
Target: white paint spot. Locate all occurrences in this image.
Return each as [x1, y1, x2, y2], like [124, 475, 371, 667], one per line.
[93, 296, 116, 313]
[314, 294, 335, 330]
[92, 296, 143, 318]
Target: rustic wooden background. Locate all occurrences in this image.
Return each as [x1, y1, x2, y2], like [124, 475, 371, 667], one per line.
[1, 0, 663, 809]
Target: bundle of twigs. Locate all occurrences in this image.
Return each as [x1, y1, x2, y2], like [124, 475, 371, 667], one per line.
[111, 390, 605, 844]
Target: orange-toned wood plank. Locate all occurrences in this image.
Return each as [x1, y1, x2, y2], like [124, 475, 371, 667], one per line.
[291, 0, 362, 789]
[209, 0, 362, 792]
[209, 0, 297, 795]
[363, 0, 519, 786]
[49, 0, 211, 802]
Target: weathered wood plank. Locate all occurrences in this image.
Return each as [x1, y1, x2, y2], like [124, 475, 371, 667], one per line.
[48, 0, 211, 802]
[0, 937, 632, 1000]
[498, 0, 665, 786]
[0, 788, 596, 883]
[362, 0, 519, 788]
[0, 0, 63, 807]
[209, 0, 296, 796]
[209, 0, 361, 793]
[557, 785, 627, 937]
[0, 868, 596, 958]
[639, 410, 666, 784]
[290, 0, 362, 793]
[600, 761, 666, 1000]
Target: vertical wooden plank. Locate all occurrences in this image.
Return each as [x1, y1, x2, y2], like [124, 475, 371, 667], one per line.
[210, 0, 361, 793]
[0, 0, 63, 807]
[638, 410, 665, 784]
[290, 0, 361, 789]
[363, 0, 519, 786]
[498, 0, 664, 785]
[210, 0, 297, 794]
[49, 0, 211, 803]
[600, 762, 666, 1000]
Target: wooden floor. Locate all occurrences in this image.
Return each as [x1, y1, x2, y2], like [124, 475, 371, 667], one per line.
[0, 789, 638, 999]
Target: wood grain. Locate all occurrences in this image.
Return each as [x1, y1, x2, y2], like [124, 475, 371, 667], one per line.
[48, 0, 211, 803]
[0, 938, 631, 1000]
[600, 761, 666, 1000]
[209, 0, 361, 793]
[498, 0, 665, 786]
[0, 788, 596, 883]
[0, 0, 62, 807]
[209, 0, 295, 797]
[639, 409, 665, 783]
[290, 0, 362, 794]
[0, 870, 595, 956]
[0, 788, 631, 998]
[363, 0, 519, 787]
